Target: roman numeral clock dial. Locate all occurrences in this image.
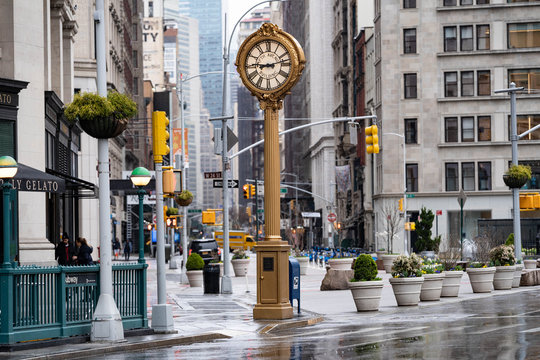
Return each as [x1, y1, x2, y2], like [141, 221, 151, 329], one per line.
[244, 40, 291, 91]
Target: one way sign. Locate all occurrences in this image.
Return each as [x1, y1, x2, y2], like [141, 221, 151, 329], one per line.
[212, 179, 239, 188]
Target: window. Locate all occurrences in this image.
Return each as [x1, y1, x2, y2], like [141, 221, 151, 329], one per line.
[132, 24, 138, 41]
[477, 0, 489, 4]
[445, 72, 458, 97]
[508, 23, 540, 48]
[406, 164, 418, 192]
[444, 26, 457, 51]
[405, 118, 417, 144]
[462, 117, 474, 142]
[133, 77, 139, 95]
[461, 0, 473, 4]
[508, 0, 540, 2]
[477, 71, 491, 96]
[509, 68, 540, 93]
[445, 117, 458, 142]
[477, 25, 490, 50]
[462, 162, 475, 191]
[132, 50, 138, 68]
[404, 28, 417, 53]
[404, 73, 417, 99]
[403, 0, 416, 8]
[460, 26, 473, 51]
[478, 116, 491, 141]
[461, 71, 474, 96]
[446, 163, 459, 191]
[514, 115, 540, 140]
[478, 162, 491, 190]
[444, 0, 457, 5]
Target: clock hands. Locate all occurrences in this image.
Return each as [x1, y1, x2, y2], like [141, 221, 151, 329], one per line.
[247, 59, 290, 69]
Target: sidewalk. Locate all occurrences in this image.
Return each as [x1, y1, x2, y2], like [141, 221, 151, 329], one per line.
[3, 253, 539, 359]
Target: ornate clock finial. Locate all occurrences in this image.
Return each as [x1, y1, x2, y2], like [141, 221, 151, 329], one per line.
[257, 23, 280, 37]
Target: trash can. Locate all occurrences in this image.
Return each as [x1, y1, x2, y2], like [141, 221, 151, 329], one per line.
[203, 263, 220, 294]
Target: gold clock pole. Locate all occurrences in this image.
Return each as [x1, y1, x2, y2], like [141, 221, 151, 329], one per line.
[235, 23, 305, 320]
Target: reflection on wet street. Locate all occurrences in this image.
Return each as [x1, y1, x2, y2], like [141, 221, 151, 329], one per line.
[80, 290, 540, 359]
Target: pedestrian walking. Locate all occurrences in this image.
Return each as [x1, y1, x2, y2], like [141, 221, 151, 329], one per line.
[113, 237, 121, 260]
[73, 237, 94, 265]
[124, 238, 132, 261]
[55, 233, 74, 265]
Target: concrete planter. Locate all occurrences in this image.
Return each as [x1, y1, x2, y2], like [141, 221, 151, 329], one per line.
[493, 265, 516, 290]
[513, 263, 524, 288]
[327, 258, 354, 270]
[376, 251, 386, 260]
[441, 271, 463, 297]
[389, 277, 424, 306]
[186, 270, 203, 287]
[382, 254, 399, 273]
[524, 259, 537, 269]
[348, 280, 384, 312]
[231, 258, 250, 277]
[420, 273, 445, 301]
[467, 267, 495, 293]
[295, 257, 309, 275]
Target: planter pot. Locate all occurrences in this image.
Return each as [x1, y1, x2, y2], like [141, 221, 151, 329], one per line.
[513, 263, 524, 288]
[441, 271, 464, 297]
[175, 196, 193, 207]
[503, 174, 528, 189]
[389, 277, 424, 306]
[420, 273, 445, 301]
[467, 267, 495, 293]
[348, 280, 384, 311]
[493, 265, 516, 290]
[231, 258, 250, 277]
[524, 259, 537, 269]
[186, 270, 203, 287]
[327, 258, 354, 270]
[295, 257, 309, 275]
[382, 254, 399, 273]
[79, 116, 128, 139]
[376, 251, 386, 260]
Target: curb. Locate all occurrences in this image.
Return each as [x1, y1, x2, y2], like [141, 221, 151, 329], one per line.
[24, 333, 231, 360]
[259, 316, 324, 334]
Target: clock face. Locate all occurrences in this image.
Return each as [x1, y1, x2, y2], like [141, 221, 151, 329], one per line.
[245, 40, 291, 91]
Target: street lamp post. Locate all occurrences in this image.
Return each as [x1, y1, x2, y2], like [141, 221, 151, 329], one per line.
[130, 167, 151, 263]
[0, 156, 17, 268]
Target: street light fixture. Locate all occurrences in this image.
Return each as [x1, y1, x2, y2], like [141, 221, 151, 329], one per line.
[130, 167, 151, 264]
[0, 156, 17, 268]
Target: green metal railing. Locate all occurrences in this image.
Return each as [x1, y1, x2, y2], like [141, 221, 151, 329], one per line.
[0, 262, 147, 344]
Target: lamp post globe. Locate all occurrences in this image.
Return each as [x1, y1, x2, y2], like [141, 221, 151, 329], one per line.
[131, 166, 151, 264]
[0, 155, 17, 268]
[0, 156, 18, 179]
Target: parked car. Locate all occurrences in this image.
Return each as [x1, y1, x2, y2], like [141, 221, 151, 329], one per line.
[189, 238, 219, 263]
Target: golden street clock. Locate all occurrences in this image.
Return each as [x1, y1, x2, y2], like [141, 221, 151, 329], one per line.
[236, 23, 305, 102]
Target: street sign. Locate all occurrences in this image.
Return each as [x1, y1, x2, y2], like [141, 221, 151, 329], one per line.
[302, 212, 321, 218]
[226, 126, 238, 152]
[188, 209, 202, 213]
[280, 188, 288, 194]
[458, 189, 467, 208]
[406, 194, 415, 198]
[327, 213, 337, 223]
[436, 210, 442, 216]
[212, 179, 239, 188]
[204, 171, 222, 179]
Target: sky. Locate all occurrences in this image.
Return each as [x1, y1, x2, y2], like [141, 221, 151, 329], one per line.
[225, 0, 274, 49]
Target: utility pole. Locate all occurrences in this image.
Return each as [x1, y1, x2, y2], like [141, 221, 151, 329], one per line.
[495, 82, 524, 261]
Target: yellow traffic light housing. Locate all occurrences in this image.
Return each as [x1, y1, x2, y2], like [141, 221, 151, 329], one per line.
[365, 125, 379, 154]
[243, 184, 250, 199]
[399, 198, 404, 212]
[250, 184, 256, 197]
[152, 111, 170, 162]
[163, 169, 176, 195]
[202, 211, 216, 224]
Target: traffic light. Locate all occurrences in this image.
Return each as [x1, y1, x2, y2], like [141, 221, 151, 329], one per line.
[399, 198, 404, 211]
[202, 211, 216, 224]
[405, 222, 416, 231]
[365, 125, 379, 154]
[250, 184, 256, 197]
[243, 184, 250, 199]
[152, 111, 170, 162]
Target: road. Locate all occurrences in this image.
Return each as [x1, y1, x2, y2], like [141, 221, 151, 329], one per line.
[79, 287, 540, 359]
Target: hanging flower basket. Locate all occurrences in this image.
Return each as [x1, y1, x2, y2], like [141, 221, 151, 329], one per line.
[503, 174, 528, 189]
[175, 190, 193, 207]
[64, 91, 137, 139]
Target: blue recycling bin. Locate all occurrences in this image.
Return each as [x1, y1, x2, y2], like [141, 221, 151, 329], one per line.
[288, 256, 301, 314]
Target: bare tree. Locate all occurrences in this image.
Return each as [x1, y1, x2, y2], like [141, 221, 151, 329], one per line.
[381, 202, 403, 254]
[474, 226, 503, 263]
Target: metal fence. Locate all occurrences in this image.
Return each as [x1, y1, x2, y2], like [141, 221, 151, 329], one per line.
[0, 262, 147, 344]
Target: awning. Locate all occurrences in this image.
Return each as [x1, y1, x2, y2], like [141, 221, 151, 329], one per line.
[0, 163, 66, 193]
[46, 168, 97, 198]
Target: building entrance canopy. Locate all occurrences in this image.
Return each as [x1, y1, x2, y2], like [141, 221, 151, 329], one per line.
[0, 163, 65, 193]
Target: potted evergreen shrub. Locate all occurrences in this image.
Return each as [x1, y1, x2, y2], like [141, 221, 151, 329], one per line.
[231, 248, 250, 277]
[175, 190, 193, 207]
[389, 253, 424, 306]
[489, 244, 516, 290]
[347, 254, 384, 311]
[414, 207, 441, 259]
[64, 91, 137, 139]
[503, 164, 531, 189]
[186, 253, 204, 287]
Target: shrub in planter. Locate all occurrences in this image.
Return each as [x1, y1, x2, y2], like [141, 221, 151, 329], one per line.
[348, 254, 383, 311]
[64, 91, 137, 139]
[467, 262, 496, 293]
[389, 253, 424, 306]
[489, 244, 516, 290]
[175, 190, 193, 206]
[503, 164, 531, 188]
[414, 207, 441, 253]
[186, 253, 204, 271]
[231, 248, 250, 277]
[352, 254, 381, 282]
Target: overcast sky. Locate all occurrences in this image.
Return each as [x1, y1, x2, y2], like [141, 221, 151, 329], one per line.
[226, 0, 272, 49]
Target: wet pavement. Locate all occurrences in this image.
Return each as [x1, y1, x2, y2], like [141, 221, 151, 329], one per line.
[4, 254, 540, 359]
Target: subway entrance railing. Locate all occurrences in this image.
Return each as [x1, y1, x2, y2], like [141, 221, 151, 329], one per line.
[0, 262, 147, 344]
